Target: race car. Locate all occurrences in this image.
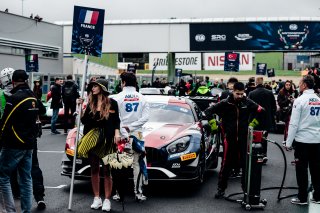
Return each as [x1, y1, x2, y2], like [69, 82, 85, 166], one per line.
[61, 95, 221, 183]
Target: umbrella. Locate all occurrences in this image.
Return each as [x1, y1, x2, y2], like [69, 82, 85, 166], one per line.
[102, 139, 133, 211]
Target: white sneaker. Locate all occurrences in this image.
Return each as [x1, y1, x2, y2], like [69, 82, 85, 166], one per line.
[112, 193, 120, 202]
[135, 193, 147, 202]
[90, 197, 102, 209]
[102, 199, 111, 212]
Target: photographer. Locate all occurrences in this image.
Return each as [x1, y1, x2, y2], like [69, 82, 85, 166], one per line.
[277, 80, 298, 142]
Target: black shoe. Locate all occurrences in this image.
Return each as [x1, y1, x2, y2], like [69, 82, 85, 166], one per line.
[37, 200, 46, 210]
[263, 157, 268, 164]
[51, 130, 61, 135]
[310, 198, 320, 204]
[230, 171, 242, 179]
[215, 189, 225, 199]
[291, 197, 307, 205]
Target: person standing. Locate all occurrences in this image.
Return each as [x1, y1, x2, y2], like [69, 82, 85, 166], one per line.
[112, 72, 150, 201]
[285, 75, 320, 205]
[50, 77, 62, 134]
[277, 80, 299, 142]
[79, 78, 121, 211]
[32, 80, 42, 100]
[62, 75, 79, 134]
[0, 69, 44, 213]
[248, 77, 277, 163]
[204, 82, 263, 198]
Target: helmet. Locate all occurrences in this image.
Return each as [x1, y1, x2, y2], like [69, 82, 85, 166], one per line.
[0, 67, 15, 87]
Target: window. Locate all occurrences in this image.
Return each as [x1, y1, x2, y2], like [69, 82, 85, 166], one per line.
[42, 51, 58, 59]
[11, 47, 24, 55]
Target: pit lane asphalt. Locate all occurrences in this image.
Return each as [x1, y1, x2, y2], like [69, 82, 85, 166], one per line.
[25, 129, 317, 213]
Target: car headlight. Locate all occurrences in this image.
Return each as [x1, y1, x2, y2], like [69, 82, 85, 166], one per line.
[166, 136, 191, 154]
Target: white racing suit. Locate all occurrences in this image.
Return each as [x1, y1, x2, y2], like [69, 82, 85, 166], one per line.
[112, 86, 150, 195]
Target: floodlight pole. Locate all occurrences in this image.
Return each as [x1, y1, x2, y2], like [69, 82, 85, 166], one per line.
[68, 54, 88, 210]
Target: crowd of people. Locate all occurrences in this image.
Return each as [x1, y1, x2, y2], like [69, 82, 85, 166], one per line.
[0, 65, 319, 212]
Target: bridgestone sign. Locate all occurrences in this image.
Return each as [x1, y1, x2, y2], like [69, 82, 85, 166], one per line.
[149, 53, 201, 70]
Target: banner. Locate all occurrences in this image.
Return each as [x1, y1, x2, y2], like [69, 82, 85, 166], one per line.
[127, 64, 137, 74]
[175, 68, 182, 77]
[267, 68, 275, 77]
[149, 53, 201, 70]
[25, 54, 39, 72]
[190, 22, 320, 51]
[224, 52, 240, 72]
[256, 63, 267, 75]
[71, 6, 105, 57]
[203, 52, 252, 70]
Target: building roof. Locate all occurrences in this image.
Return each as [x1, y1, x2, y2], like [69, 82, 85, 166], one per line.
[56, 17, 320, 26]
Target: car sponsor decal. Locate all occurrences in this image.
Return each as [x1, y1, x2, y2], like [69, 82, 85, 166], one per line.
[180, 152, 197, 161]
[172, 163, 181, 168]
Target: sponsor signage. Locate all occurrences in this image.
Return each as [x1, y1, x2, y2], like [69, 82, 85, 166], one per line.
[190, 22, 320, 51]
[149, 53, 201, 70]
[175, 68, 182, 77]
[71, 6, 105, 57]
[297, 55, 310, 63]
[180, 152, 197, 161]
[224, 52, 240, 71]
[256, 63, 267, 75]
[204, 52, 252, 70]
[267, 68, 276, 77]
[127, 64, 137, 74]
[25, 54, 39, 72]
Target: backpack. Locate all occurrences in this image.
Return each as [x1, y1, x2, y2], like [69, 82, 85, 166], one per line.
[63, 84, 75, 98]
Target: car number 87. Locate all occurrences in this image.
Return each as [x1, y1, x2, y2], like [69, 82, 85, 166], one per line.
[125, 103, 139, 112]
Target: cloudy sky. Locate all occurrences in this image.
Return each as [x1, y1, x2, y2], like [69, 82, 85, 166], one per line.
[1, 0, 320, 23]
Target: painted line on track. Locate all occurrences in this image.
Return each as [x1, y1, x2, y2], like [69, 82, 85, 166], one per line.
[38, 150, 64, 153]
[45, 185, 67, 189]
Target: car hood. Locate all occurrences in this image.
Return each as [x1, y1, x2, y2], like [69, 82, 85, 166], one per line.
[143, 122, 193, 148]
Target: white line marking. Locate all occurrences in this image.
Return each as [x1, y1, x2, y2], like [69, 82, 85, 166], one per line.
[38, 150, 64, 153]
[45, 185, 67, 189]
[309, 192, 320, 213]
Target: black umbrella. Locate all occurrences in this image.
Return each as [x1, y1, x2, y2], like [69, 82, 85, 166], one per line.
[103, 140, 133, 211]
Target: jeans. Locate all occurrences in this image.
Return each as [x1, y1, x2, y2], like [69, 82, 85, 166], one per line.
[0, 148, 33, 213]
[51, 108, 59, 132]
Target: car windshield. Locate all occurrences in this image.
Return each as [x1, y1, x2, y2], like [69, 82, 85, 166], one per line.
[148, 103, 194, 124]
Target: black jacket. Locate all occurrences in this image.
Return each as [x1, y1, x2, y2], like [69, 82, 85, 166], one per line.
[62, 80, 80, 105]
[204, 94, 262, 146]
[0, 84, 46, 150]
[81, 98, 120, 143]
[50, 83, 63, 109]
[248, 84, 277, 131]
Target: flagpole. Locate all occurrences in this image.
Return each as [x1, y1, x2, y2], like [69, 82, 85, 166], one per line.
[68, 54, 88, 210]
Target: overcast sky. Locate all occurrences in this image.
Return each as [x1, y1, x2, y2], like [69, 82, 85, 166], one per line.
[1, 0, 320, 23]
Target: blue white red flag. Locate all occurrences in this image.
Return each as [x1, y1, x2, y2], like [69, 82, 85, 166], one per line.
[78, 9, 99, 25]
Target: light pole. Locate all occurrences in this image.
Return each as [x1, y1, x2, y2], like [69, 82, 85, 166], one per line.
[21, 0, 26, 16]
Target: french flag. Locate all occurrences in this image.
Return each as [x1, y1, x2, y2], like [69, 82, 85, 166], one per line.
[78, 9, 99, 25]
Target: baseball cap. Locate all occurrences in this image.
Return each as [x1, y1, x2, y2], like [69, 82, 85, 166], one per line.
[12, 69, 29, 82]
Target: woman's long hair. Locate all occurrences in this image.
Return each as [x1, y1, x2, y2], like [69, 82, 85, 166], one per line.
[88, 90, 111, 120]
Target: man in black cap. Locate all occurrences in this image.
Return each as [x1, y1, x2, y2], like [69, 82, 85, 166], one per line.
[0, 70, 46, 212]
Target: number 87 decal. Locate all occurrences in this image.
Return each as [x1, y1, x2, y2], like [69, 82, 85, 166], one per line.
[125, 103, 139, 112]
[310, 106, 320, 116]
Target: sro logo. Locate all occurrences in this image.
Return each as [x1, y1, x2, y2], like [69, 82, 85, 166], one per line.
[211, 34, 226, 41]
